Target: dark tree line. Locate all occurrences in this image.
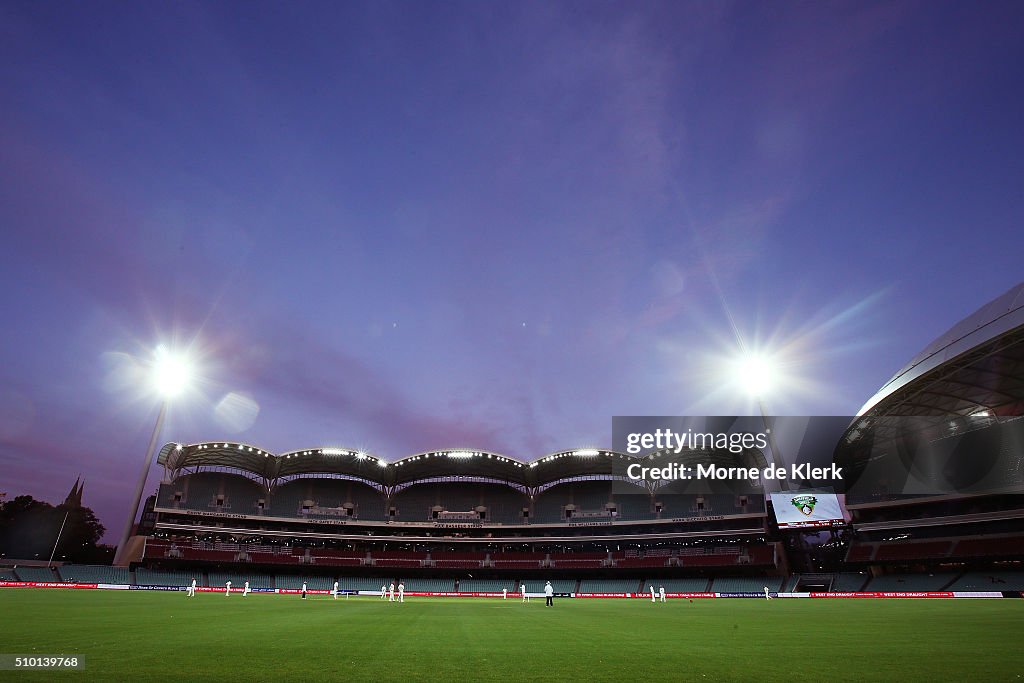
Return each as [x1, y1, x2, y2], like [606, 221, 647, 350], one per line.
[0, 495, 112, 563]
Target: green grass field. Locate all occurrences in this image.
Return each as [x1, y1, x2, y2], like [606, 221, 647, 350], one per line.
[1, 590, 1023, 682]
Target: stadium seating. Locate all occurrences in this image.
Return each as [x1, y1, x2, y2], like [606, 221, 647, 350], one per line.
[535, 579, 577, 593]
[0, 568, 18, 581]
[653, 578, 712, 592]
[135, 568, 196, 586]
[13, 566, 58, 582]
[612, 493, 655, 520]
[343, 481, 387, 521]
[946, 571, 1024, 592]
[399, 578, 455, 592]
[578, 579, 640, 593]
[831, 572, 870, 592]
[57, 564, 130, 584]
[334, 577, 392, 592]
[711, 577, 782, 592]
[863, 573, 957, 591]
[275, 575, 334, 590]
[533, 481, 613, 523]
[391, 484, 446, 521]
[270, 478, 362, 520]
[207, 572, 274, 589]
[457, 579, 518, 592]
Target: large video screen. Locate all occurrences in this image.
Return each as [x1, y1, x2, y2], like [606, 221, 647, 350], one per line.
[770, 490, 846, 529]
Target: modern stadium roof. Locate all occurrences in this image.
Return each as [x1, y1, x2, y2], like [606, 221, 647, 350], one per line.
[156, 442, 765, 490]
[836, 282, 1024, 488]
[854, 281, 1024, 419]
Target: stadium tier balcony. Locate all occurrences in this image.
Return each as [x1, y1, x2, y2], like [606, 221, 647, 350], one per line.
[371, 551, 428, 568]
[615, 557, 671, 569]
[549, 552, 608, 569]
[950, 536, 1024, 559]
[490, 552, 545, 569]
[845, 543, 876, 563]
[873, 541, 952, 562]
[430, 551, 485, 569]
[247, 551, 302, 565]
[308, 549, 365, 567]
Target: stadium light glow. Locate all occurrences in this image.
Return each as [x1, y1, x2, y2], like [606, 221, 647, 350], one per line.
[448, 451, 475, 458]
[151, 345, 193, 398]
[732, 352, 778, 398]
[573, 449, 600, 457]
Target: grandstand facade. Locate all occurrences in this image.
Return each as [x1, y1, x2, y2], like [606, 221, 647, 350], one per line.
[98, 282, 1024, 595]
[832, 282, 1024, 582]
[126, 444, 779, 585]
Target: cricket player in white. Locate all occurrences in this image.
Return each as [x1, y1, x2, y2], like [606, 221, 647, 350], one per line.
[389, 582, 395, 602]
[398, 582, 405, 603]
[650, 585, 656, 603]
[333, 581, 339, 600]
[243, 581, 250, 597]
[544, 581, 554, 607]
[301, 582, 308, 599]
[764, 586, 773, 600]
[380, 584, 387, 600]
[188, 578, 196, 597]
[502, 588, 507, 599]
[521, 584, 527, 602]
[225, 580, 232, 596]
[659, 586, 665, 603]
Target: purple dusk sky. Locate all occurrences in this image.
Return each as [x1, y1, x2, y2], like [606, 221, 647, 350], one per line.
[1, 1, 1022, 540]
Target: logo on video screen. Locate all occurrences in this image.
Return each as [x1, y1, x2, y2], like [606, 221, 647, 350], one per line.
[790, 495, 818, 516]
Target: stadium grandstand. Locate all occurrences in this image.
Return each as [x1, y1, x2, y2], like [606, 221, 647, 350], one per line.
[831, 282, 1024, 586]
[61, 283, 1014, 597]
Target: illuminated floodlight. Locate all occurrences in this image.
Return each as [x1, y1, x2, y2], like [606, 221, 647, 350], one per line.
[573, 449, 600, 457]
[732, 352, 778, 398]
[448, 451, 474, 458]
[322, 448, 348, 456]
[151, 345, 193, 398]
[377, 459, 387, 467]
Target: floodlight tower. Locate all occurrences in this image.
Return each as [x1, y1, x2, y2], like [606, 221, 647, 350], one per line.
[734, 352, 791, 491]
[113, 346, 193, 566]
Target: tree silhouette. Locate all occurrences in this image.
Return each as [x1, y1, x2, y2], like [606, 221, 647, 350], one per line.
[0, 495, 109, 563]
